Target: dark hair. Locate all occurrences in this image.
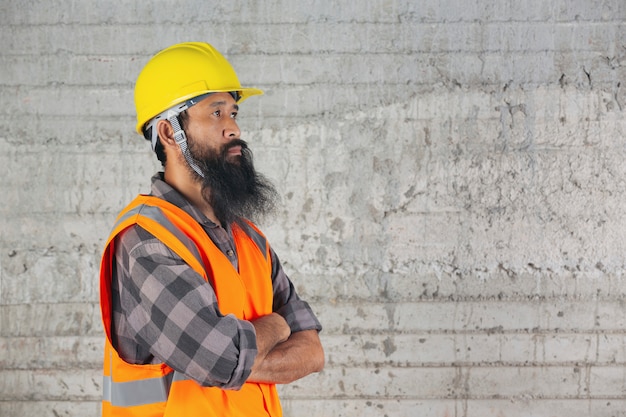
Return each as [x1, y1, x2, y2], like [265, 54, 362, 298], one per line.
[142, 110, 189, 167]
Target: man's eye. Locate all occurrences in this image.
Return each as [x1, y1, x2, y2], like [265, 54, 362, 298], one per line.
[231, 112, 238, 119]
[213, 110, 221, 117]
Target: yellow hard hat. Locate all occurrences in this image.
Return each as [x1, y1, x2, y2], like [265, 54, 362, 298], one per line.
[134, 42, 263, 135]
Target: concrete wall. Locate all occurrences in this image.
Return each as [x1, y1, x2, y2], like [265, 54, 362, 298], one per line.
[1, 1, 625, 416]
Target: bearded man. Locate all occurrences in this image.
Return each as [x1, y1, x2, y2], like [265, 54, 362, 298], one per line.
[99, 42, 324, 417]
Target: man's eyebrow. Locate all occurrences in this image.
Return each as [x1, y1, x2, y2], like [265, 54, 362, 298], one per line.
[209, 101, 239, 111]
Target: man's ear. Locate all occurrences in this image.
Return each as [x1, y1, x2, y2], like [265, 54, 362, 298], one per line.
[156, 120, 177, 150]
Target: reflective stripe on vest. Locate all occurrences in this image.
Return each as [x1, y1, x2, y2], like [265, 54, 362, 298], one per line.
[103, 374, 172, 407]
[102, 368, 197, 408]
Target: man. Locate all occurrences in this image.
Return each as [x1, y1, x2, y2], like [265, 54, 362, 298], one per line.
[99, 42, 324, 417]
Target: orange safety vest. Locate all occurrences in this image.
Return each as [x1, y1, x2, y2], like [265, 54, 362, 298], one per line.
[99, 195, 282, 417]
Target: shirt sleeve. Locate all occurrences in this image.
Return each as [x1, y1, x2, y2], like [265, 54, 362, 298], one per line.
[112, 225, 257, 390]
[269, 248, 323, 333]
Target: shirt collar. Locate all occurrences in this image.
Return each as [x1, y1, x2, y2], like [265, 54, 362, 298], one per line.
[150, 172, 219, 228]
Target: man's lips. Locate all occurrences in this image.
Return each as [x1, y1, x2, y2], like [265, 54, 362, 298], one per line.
[227, 145, 242, 156]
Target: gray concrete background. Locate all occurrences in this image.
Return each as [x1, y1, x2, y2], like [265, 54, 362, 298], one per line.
[1, 1, 626, 416]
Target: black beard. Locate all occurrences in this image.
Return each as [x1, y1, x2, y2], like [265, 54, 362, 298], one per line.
[191, 139, 279, 227]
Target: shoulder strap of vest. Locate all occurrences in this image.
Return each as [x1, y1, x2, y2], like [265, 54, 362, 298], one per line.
[113, 195, 207, 278]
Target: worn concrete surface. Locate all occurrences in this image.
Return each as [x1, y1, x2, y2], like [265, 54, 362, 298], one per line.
[1, 1, 626, 416]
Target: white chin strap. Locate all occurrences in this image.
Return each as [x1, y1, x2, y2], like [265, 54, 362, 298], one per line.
[166, 112, 205, 178]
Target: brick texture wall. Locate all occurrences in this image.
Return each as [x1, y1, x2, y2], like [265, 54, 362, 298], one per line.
[1, 1, 625, 416]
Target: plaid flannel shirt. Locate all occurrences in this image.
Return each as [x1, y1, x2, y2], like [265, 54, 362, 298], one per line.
[110, 173, 322, 389]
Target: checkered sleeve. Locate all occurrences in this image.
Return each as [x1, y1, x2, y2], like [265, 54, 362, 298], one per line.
[270, 249, 323, 333]
[114, 225, 258, 390]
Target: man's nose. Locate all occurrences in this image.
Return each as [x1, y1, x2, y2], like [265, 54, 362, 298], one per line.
[224, 118, 240, 139]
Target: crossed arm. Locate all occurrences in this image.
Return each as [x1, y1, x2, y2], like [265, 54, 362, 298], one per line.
[248, 313, 324, 384]
[115, 224, 324, 387]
